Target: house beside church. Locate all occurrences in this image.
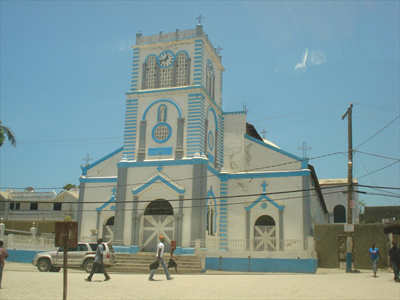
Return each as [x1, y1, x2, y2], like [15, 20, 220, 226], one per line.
[76, 24, 335, 260]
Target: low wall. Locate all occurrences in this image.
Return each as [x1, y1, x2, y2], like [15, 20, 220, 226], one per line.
[206, 257, 318, 273]
[6, 249, 41, 264]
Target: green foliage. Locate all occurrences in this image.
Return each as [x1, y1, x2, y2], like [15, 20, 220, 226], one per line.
[63, 183, 77, 191]
[0, 120, 17, 147]
[359, 199, 366, 214]
[64, 216, 72, 222]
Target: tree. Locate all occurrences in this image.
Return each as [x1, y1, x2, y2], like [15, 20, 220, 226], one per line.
[0, 120, 17, 147]
[62, 183, 77, 191]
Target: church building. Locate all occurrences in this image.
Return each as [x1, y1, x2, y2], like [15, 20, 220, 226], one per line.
[77, 24, 330, 255]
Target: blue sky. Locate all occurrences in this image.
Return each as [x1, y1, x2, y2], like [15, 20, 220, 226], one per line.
[1, 1, 399, 208]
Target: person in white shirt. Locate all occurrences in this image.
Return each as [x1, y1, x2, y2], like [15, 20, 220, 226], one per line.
[149, 235, 173, 281]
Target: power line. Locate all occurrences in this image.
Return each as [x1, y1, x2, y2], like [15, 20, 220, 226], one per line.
[356, 114, 400, 149]
[0, 151, 347, 191]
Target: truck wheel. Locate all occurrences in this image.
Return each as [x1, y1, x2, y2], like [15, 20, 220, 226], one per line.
[84, 259, 94, 273]
[37, 259, 51, 272]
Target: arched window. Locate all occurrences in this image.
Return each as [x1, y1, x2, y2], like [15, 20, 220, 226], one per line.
[255, 215, 276, 226]
[144, 199, 174, 215]
[106, 216, 114, 226]
[334, 205, 346, 223]
[145, 56, 157, 89]
[176, 52, 188, 86]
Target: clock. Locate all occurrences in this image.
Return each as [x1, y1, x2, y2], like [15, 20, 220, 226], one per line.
[159, 52, 174, 68]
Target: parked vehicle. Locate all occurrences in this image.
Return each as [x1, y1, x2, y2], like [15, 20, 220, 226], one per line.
[32, 242, 116, 273]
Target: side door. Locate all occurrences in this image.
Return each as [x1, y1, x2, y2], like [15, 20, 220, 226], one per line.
[73, 243, 89, 267]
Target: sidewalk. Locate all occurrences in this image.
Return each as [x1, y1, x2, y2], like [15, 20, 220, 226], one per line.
[1, 263, 399, 300]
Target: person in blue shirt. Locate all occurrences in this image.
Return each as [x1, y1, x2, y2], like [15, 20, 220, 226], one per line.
[85, 238, 111, 282]
[366, 243, 382, 278]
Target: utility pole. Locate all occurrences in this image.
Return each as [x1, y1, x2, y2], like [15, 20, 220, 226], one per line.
[342, 103, 354, 273]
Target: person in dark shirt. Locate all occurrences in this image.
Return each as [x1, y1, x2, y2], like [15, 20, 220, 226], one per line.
[389, 241, 400, 282]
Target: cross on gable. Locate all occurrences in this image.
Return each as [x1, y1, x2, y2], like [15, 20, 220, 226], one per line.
[298, 142, 312, 158]
[261, 181, 268, 193]
[216, 46, 223, 54]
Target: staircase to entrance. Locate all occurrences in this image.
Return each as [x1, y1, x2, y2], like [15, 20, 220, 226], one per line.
[111, 252, 203, 274]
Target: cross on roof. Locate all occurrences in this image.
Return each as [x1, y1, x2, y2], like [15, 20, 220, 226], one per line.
[298, 142, 312, 158]
[82, 153, 93, 166]
[216, 46, 223, 54]
[260, 129, 267, 139]
[196, 14, 204, 24]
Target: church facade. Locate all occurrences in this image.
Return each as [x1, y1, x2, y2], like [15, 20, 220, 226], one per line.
[77, 24, 329, 254]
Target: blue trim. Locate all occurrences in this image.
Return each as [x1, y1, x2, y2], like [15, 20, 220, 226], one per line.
[245, 134, 307, 167]
[142, 99, 182, 120]
[148, 147, 173, 156]
[118, 158, 208, 168]
[245, 194, 284, 212]
[81, 147, 123, 175]
[96, 194, 116, 212]
[226, 170, 310, 179]
[152, 122, 172, 143]
[79, 177, 118, 183]
[132, 174, 185, 195]
[144, 54, 157, 64]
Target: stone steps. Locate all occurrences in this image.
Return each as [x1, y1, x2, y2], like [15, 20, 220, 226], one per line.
[110, 253, 203, 274]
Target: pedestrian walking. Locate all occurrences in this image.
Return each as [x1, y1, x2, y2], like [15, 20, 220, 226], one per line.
[168, 247, 178, 274]
[389, 240, 400, 282]
[149, 235, 173, 281]
[85, 238, 111, 282]
[366, 242, 382, 278]
[0, 240, 10, 289]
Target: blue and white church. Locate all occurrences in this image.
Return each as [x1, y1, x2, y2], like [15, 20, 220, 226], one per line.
[77, 24, 331, 258]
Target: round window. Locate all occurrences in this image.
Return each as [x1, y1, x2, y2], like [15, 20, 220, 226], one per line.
[152, 123, 172, 143]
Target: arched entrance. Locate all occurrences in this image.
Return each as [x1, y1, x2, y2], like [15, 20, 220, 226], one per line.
[103, 216, 114, 243]
[334, 205, 346, 223]
[254, 215, 276, 251]
[140, 199, 174, 252]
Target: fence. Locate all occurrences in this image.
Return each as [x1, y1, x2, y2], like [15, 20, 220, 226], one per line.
[2, 233, 96, 250]
[201, 237, 308, 251]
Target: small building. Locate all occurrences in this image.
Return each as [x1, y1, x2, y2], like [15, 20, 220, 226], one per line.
[0, 187, 79, 234]
[319, 179, 360, 224]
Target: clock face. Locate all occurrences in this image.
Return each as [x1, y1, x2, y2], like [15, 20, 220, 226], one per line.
[159, 52, 174, 68]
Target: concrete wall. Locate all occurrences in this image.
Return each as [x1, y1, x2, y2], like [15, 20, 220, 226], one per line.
[315, 224, 387, 269]
[206, 257, 318, 273]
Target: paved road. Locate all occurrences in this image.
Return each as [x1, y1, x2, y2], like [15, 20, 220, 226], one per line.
[1, 262, 399, 300]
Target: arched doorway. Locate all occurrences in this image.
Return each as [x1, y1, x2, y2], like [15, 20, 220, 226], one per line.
[102, 216, 114, 243]
[141, 199, 174, 252]
[334, 205, 346, 223]
[254, 215, 276, 251]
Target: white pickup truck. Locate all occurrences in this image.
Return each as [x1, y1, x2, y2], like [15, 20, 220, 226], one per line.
[32, 242, 116, 273]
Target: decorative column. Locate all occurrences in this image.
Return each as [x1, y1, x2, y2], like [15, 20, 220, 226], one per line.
[175, 118, 185, 159]
[137, 120, 147, 161]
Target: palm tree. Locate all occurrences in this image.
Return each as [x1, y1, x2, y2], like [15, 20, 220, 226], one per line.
[0, 120, 17, 147]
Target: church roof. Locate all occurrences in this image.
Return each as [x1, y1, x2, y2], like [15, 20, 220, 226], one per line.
[246, 122, 280, 148]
